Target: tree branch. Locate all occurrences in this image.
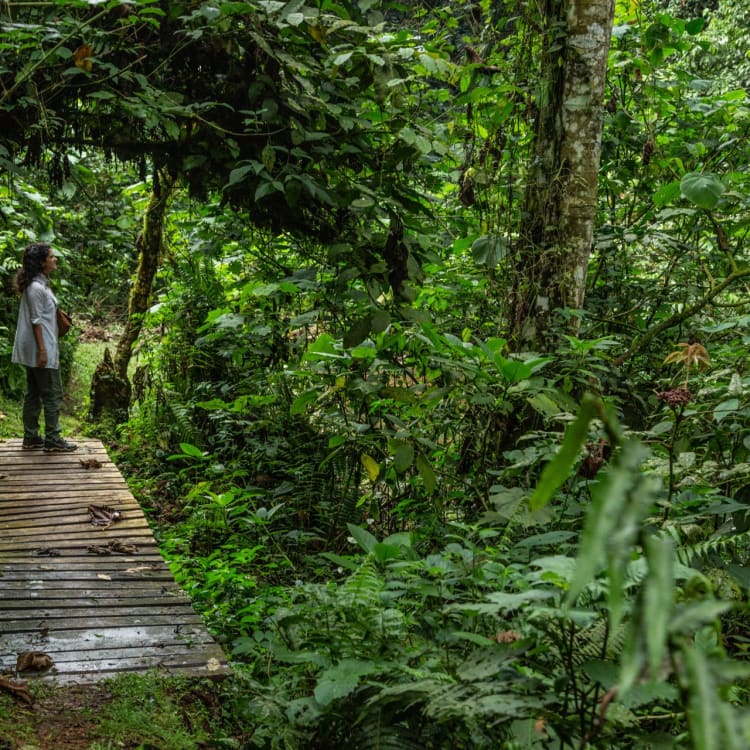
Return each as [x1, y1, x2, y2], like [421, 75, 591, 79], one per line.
[614, 266, 750, 365]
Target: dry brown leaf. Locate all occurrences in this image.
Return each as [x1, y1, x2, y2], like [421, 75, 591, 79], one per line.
[87, 545, 111, 555]
[16, 651, 53, 673]
[87, 504, 122, 527]
[107, 540, 138, 554]
[34, 547, 61, 557]
[125, 565, 158, 574]
[73, 44, 93, 71]
[79, 458, 102, 469]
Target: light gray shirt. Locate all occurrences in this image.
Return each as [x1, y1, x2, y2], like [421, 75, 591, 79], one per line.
[11, 275, 59, 369]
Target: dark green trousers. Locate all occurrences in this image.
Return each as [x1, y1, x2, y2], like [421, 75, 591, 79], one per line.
[22, 366, 63, 441]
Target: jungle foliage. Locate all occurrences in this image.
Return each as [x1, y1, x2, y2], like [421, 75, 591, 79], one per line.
[2, 0, 750, 748]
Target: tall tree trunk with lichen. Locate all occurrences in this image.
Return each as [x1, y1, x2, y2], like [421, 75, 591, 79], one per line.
[510, 0, 614, 349]
[89, 167, 174, 422]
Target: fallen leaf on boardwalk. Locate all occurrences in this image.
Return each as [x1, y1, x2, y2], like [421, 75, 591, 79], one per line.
[0, 675, 33, 705]
[125, 565, 158, 574]
[108, 540, 138, 554]
[34, 547, 61, 556]
[206, 658, 221, 672]
[79, 458, 102, 469]
[87, 544, 111, 555]
[16, 651, 53, 673]
[87, 504, 122, 527]
[88, 540, 138, 555]
[97, 573, 112, 580]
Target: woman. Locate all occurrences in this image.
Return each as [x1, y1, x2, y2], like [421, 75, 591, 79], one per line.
[11, 242, 77, 452]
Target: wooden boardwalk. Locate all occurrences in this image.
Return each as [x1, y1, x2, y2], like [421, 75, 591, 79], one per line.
[0, 438, 229, 684]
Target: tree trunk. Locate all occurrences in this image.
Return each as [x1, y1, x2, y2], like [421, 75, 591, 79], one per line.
[89, 167, 174, 422]
[114, 167, 175, 380]
[511, 0, 614, 348]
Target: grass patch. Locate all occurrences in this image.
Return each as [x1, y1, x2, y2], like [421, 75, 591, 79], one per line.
[90, 673, 218, 750]
[0, 691, 37, 748]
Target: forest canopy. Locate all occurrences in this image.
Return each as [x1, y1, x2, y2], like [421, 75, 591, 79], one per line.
[2, 0, 750, 747]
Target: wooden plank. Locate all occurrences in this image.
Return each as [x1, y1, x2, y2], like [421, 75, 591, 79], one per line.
[1, 615, 206, 633]
[1, 530, 158, 543]
[0, 492, 139, 506]
[2, 590, 191, 606]
[0, 526, 147, 540]
[0, 626, 211, 650]
[0, 561, 169, 572]
[1, 584, 184, 596]
[1, 571, 172, 581]
[0, 648, 225, 681]
[0, 651, 229, 681]
[1, 645, 225, 671]
[0, 438, 230, 684]
[0, 502, 142, 520]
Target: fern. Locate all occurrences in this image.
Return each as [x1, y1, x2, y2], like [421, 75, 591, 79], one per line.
[342, 558, 384, 609]
[345, 710, 424, 750]
[570, 617, 629, 665]
[166, 398, 202, 446]
[667, 526, 750, 566]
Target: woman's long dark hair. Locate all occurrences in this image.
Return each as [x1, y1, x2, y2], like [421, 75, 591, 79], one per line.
[13, 242, 51, 294]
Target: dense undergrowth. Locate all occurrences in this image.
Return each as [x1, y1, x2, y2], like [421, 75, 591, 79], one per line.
[61, 303, 750, 748]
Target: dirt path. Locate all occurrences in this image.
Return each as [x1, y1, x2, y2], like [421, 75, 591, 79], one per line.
[0, 675, 230, 749]
[1, 684, 113, 750]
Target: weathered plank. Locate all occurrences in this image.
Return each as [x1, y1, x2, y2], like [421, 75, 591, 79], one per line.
[0, 437, 230, 684]
[1, 615, 206, 633]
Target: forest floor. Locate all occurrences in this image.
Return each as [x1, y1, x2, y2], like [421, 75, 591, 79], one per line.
[0, 674, 234, 749]
[1, 682, 131, 750]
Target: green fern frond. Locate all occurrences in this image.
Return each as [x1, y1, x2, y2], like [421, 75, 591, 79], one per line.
[347, 710, 424, 750]
[570, 617, 628, 665]
[342, 558, 384, 609]
[166, 399, 201, 445]
[668, 527, 750, 566]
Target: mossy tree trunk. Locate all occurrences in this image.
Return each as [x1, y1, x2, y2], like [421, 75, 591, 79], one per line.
[89, 167, 175, 422]
[510, 0, 614, 349]
[114, 167, 175, 380]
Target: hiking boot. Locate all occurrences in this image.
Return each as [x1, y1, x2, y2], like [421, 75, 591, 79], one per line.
[22, 436, 45, 450]
[43, 438, 78, 452]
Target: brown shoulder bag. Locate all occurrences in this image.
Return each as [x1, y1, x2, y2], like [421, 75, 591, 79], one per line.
[56, 308, 73, 337]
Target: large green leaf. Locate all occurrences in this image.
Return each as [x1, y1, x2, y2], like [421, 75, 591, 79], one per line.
[314, 659, 378, 706]
[347, 523, 377, 554]
[528, 395, 600, 511]
[565, 439, 651, 610]
[680, 172, 725, 210]
[683, 647, 719, 750]
[643, 534, 674, 677]
[388, 438, 414, 474]
[471, 235, 508, 269]
[416, 453, 437, 493]
[344, 315, 372, 348]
